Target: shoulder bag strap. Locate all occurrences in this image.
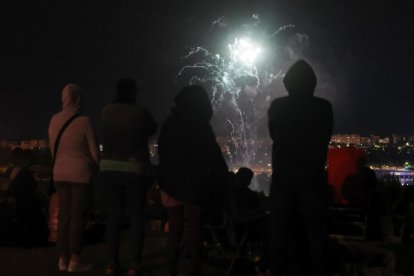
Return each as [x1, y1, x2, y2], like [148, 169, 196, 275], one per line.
[50, 113, 80, 181]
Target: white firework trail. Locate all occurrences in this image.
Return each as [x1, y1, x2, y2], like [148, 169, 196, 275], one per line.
[269, 24, 295, 37]
[177, 15, 306, 170]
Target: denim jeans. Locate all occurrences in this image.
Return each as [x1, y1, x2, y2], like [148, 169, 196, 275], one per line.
[55, 182, 90, 256]
[270, 180, 329, 276]
[102, 171, 146, 267]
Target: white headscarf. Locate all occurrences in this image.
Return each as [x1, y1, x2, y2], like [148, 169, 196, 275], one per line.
[61, 83, 82, 113]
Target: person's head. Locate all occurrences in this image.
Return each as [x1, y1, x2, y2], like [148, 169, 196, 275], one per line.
[115, 78, 138, 103]
[174, 85, 213, 122]
[11, 148, 33, 167]
[283, 59, 317, 97]
[62, 83, 82, 112]
[356, 156, 368, 172]
[236, 167, 254, 188]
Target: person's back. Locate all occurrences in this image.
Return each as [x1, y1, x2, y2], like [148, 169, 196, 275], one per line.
[158, 85, 228, 206]
[268, 95, 332, 180]
[101, 102, 157, 162]
[48, 85, 99, 184]
[268, 60, 333, 276]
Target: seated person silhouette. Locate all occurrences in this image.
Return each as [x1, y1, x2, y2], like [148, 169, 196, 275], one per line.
[227, 168, 269, 249]
[10, 149, 48, 247]
[234, 167, 260, 210]
[341, 156, 377, 208]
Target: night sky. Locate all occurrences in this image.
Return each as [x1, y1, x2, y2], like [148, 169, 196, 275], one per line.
[0, 0, 412, 139]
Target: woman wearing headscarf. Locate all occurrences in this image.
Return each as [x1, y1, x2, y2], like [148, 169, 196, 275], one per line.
[100, 79, 157, 276]
[48, 83, 99, 272]
[158, 85, 228, 276]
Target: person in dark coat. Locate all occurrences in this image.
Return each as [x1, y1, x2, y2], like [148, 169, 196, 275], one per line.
[10, 149, 48, 248]
[341, 156, 377, 208]
[158, 85, 228, 276]
[100, 78, 157, 276]
[268, 60, 333, 276]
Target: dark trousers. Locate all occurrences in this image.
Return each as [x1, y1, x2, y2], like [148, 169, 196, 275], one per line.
[103, 172, 146, 267]
[55, 182, 90, 256]
[270, 181, 328, 276]
[166, 204, 202, 275]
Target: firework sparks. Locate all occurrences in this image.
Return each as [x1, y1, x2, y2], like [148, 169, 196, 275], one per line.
[177, 14, 307, 170]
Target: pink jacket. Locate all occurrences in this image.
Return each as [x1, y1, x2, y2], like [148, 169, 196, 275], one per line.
[48, 84, 99, 184]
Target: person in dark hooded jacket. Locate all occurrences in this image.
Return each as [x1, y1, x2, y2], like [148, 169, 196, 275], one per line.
[268, 60, 333, 276]
[158, 85, 228, 276]
[100, 78, 157, 276]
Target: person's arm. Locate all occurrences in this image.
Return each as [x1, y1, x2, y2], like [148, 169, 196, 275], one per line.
[84, 118, 100, 166]
[268, 100, 281, 142]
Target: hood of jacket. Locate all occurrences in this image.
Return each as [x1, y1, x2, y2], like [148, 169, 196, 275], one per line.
[172, 85, 213, 123]
[283, 59, 317, 98]
[61, 83, 82, 113]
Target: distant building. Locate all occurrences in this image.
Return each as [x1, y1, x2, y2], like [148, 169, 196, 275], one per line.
[393, 134, 402, 144]
[375, 169, 414, 186]
[361, 136, 375, 146]
[379, 137, 390, 144]
[38, 140, 49, 149]
[392, 134, 414, 144]
[21, 140, 31, 150]
[331, 134, 361, 146]
[5, 141, 20, 150]
[0, 139, 49, 150]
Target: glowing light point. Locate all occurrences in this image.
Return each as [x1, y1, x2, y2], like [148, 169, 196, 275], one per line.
[228, 37, 261, 66]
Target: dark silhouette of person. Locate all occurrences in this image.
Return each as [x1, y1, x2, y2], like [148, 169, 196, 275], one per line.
[341, 156, 377, 208]
[231, 167, 269, 260]
[396, 185, 414, 241]
[234, 167, 260, 210]
[9, 149, 48, 247]
[268, 60, 333, 276]
[49, 83, 99, 272]
[158, 85, 228, 276]
[341, 156, 381, 240]
[100, 78, 157, 275]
